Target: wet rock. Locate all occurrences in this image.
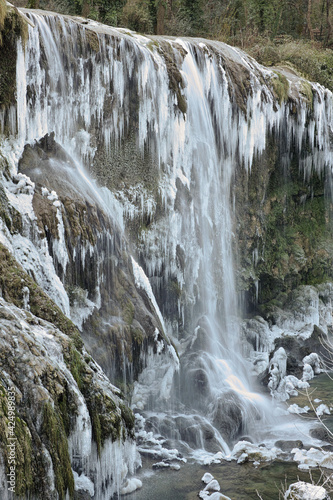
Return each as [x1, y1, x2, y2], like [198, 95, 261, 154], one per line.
[275, 440, 303, 452]
[310, 428, 333, 444]
[0, 297, 136, 498]
[179, 353, 211, 408]
[239, 436, 253, 443]
[211, 392, 243, 442]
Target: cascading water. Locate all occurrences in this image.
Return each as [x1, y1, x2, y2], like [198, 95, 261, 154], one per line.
[143, 40, 275, 451]
[1, 9, 333, 484]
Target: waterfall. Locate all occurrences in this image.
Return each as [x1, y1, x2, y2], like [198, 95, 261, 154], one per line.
[1, 9, 333, 490]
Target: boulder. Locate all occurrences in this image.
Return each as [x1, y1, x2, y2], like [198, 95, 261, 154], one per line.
[284, 481, 329, 499]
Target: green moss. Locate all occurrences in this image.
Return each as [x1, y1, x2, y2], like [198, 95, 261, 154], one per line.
[0, 245, 135, 492]
[123, 298, 135, 325]
[147, 39, 159, 51]
[157, 41, 187, 116]
[85, 28, 100, 51]
[0, 183, 22, 234]
[0, 6, 28, 110]
[257, 182, 332, 302]
[66, 285, 87, 308]
[64, 344, 108, 455]
[13, 416, 33, 496]
[84, 391, 128, 456]
[235, 127, 333, 312]
[0, 384, 34, 497]
[57, 390, 73, 436]
[66, 344, 86, 390]
[63, 341, 135, 455]
[271, 71, 289, 103]
[119, 402, 135, 430]
[131, 326, 144, 345]
[177, 93, 187, 114]
[168, 279, 182, 300]
[89, 401, 102, 455]
[42, 402, 74, 500]
[300, 80, 313, 109]
[0, 0, 6, 35]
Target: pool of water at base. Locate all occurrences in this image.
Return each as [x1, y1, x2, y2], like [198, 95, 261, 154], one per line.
[125, 457, 323, 500]
[127, 373, 333, 500]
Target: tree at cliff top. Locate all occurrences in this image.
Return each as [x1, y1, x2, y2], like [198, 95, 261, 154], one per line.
[17, 0, 332, 49]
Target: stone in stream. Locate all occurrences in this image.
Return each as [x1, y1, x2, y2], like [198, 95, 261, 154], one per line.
[201, 472, 214, 484]
[284, 481, 329, 500]
[274, 440, 303, 452]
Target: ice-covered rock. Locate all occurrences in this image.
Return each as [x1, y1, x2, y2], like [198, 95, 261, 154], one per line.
[243, 286, 332, 385]
[292, 447, 333, 470]
[73, 471, 95, 496]
[195, 451, 226, 466]
[269, 287, 321, 339]
[250, 351, 270, 377]
[152, 461, 180, 470]
[316, 404, 331, 417]
[242, 316, 274, 356]
[302, 353, 322, 375]
[203, 479, 221, 492]
[270, 373, 310, 401]
[287, 404, 310, 414]
[284, 481, 329, 499]
[302, 363, 314, 382]
[202, 473, 215, 484]
[229, 441, 278, 463]
[135, 414, 186, 464]
[199, 484, 227, 500]
[268, 347, 287, 392]
[0, 298, 138, 499]
[120, 478, 143, 495]
[199, 491, 231, 500]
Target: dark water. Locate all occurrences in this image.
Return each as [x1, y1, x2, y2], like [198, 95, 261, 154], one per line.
[127, 373, 333, 500]
[126, 457, 322, 500]
[288, 372, 333, 434]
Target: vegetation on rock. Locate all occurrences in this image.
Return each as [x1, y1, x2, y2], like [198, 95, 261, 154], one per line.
[235, 128, 333, 315]
[0, 0, 28, 111]
[0, 243, 83, 346]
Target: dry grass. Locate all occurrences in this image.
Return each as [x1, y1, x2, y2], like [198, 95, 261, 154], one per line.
[247, 39, 333, 92]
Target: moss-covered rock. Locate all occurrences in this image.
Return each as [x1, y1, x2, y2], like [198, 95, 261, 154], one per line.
[0, 182, 22, 234]
[156, 40, 187, 115]
[235, 127, 333, 314]
[270, 71, 289, 103]
[0, 383, 34, 497]
[0, 3, 28, 116]
[42, 403, 74, 500]
[0, 297, 136, 498]
[0, 242, 83, 349]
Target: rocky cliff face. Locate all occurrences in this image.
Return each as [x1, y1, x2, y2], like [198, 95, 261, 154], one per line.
[0, 295, 138, 499]
[0, 5, 333, 498]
